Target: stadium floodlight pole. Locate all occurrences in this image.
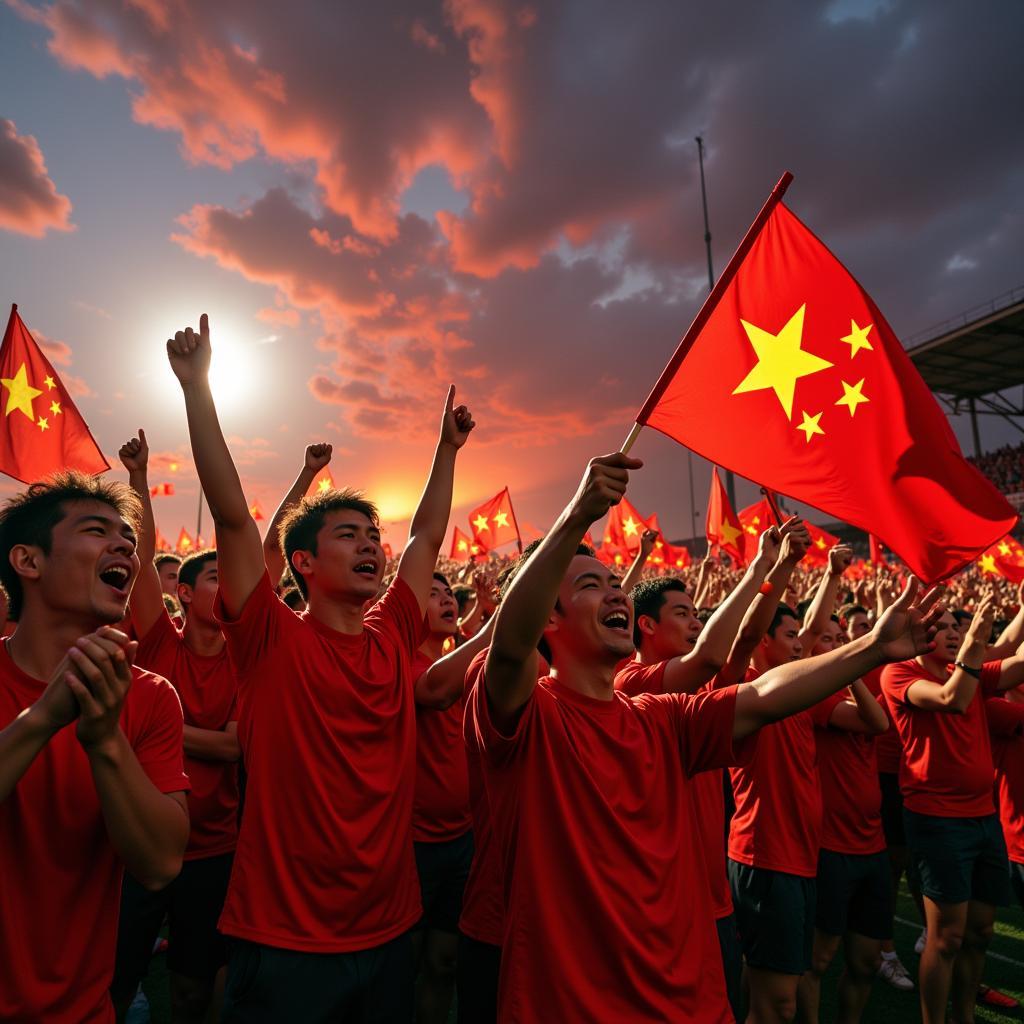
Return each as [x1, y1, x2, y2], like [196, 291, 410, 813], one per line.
[696, 136, 738, 511]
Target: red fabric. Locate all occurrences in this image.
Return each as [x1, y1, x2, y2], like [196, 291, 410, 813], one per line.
[412, 650, 471, 842]
[215, 572, 425, 952]
[602, 495, 656, 555]
[728, 669, 821, 877]
[705, 466, 745, 566]
[977, 535, 1024, 584]
[469, 487, 521, 550]
[176, 527, 194, 554]
[150, 482, 175, 497]
[135, 612, 239, 859]
[738, 498, 774, 564]
[470, 670, 739, 1022]
[803, 521, 840, 568]
[990, 695, 1024, 865]
[811, 693, 885, 855]
[0, 306, 109, 482]
[863, 666, 902, 775]
[881, 659, 1002, 817]
[0, 650, 187, 1023]
[450, 524, 487, 562]
[638, 199, 1015, 584]
[459, 649, 505, 945]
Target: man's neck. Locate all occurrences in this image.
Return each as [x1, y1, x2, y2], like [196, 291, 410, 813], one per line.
[420, 633, 450, 661]
[637, 640, 688, 666]
[306, 590, 368, 635]
[7, 606, 108, 680]
[549, 648, 617, 701]
[182, 615, 226, 656]
[916, 652, 950, 677]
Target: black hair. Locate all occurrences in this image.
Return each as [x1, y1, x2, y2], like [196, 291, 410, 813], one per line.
[767, 602, 800, 637]
[178, 549, 217, 590]
[154, 552, 182, 569]
[628, 576, 688, 647]
[838, 603, 868, 628]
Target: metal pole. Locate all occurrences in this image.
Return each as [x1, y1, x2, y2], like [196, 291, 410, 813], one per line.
[196, 489, 204, 545]
[696, 136, 738, 510]
[968, 397, 982, 458]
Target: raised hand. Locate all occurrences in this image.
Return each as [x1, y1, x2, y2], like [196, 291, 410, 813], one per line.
[757, 524, 783, 563]
[640, 529, 658, 557]
[305, 442, 333, 473]
[440, 385, 475, 449]
[959, 596, 994, 659]
[828, 544, 854, 576]
[118, 429, 149, 474]
[779, 516, 811, 563]
[166, 312, 212, 386]
[569, 453, 644, 526]
[65, 627, 137, 753]
[872, 578, 944, 663]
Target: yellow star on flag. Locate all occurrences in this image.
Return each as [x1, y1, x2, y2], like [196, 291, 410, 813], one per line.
[49, 401, 61, 416]
[1, 363, 42, 421]
[622, 516, 639, 537]
[719, 519, 742, 547]
[36, 417, 49, 432]
[840, 320, 873, 358]
[457, 540, 468, 552]
[814, 537, 826, 550]
[317, 478, 331, 494]
[493, 510, 510, 529]
[732, 304, 834, 420]
[979, 554, 997, 574]
[836, 379, 870, 417]
[797, 410, 825, 443]
[998, 542, 1011, 556]
[473, 514, 490, 533]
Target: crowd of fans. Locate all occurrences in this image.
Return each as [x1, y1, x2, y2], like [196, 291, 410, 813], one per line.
[969, 441, 1024, 495]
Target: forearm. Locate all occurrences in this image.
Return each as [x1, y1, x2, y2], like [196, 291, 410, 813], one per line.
[0, 707, 62, 802]
[264, 464, 317, 581]
[991, 606, 1024, 659]
[996, 653, 1024, 690]
[180, 381, 250, 527]
[417, 618, 496, 709]
[694, 554, 772, 668]
[801, 571, 843, 646]
[693, 560, 711, 608]
[408, 441, 458, 549]
[621, 549, 650, 593]
[127, 468, 157, 566]
[183, 724, 240, 762]
[850, 678, 889, 733]
[87, 730, 189, 889]
[734, 634, 884, 738]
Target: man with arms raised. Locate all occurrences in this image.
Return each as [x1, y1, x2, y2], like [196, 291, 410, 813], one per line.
[472, 452, 941, 1023]
[166, 314, 474, 1022]
[0, 473, 190, 1022]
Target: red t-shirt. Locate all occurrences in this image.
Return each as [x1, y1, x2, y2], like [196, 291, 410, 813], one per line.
[864, 666, 902, 775]
[881, 659, 1001, 818]
[470, 667, 740, 1023]
[216, 571, 425, 952]
[811, 693, 885, 855]
[136, 611, 239, 859]
[0, 647, 188, 1023]
[989, 694, 1024, 864]
[728, 669, 821, 877]
[413, 649, 471, 842]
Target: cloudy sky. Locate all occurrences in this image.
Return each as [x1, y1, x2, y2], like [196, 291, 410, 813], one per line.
[1, 0, 1021, 548]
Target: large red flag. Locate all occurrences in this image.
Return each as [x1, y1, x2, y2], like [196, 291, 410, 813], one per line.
[632, 175, 1015, 583]
[705, 467, 745, 566]
[469, 487, 521, 551]
[0, 305, 108, 483]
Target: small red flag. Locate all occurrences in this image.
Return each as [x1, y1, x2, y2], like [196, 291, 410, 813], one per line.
[737, 498, 774, 564]
[176, 527, 194, 554]
[451, 524, 485, 562]
[869, 534, 885, 565]
[633, 175, 1016, 583]
[603, 496, 657, 554]
[469, 487, 521, 550]
[311, 469, 335, 496]
[977, 534, 1024, 584]
[154, 527, 169, 552]
[249, 500, 265, 521]
[0, 305, 108, 483]
[705, 467, 745, 566]
[804, 521, 841, 567]
[150, 482, 175, 497]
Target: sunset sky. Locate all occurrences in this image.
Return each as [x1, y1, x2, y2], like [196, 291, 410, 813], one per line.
[1, 0, 1022, 550]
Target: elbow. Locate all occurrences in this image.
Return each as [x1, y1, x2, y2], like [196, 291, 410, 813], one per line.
[943, 693, 969, 715]
[867, 718, 888, 736]
[137, 853, 183, 892]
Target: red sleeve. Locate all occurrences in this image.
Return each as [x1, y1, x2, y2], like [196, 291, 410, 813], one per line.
[613, 660, 667, 697]
[880, 660, 918, 707]
[468, 660, 540, 768]
[985, 696, 1024, 737]
[134, 609, 179, 672]
[214, 570, 297, 681]
[131, 670, 190, 794]
[639, 686, 744, 776]
[981, 660, 1002, 697]
[811, 691, 845, 728]
[364, 576, 428, 657]
[461, 650, 489, 754]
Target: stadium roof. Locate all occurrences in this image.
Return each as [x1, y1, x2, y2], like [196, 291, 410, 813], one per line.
[906, 285, 1024, 416]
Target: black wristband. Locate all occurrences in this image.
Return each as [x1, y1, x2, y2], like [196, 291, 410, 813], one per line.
[954, 660, 982, 679]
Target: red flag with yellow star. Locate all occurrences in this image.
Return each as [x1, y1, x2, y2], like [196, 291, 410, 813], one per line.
[176, 527, 194, 554]
[468, 487, 521, 551]
[603, 496, 656, 555]
[309, 469, 335, 496]
[706, 467, 745, 565]
[0, 305, 108, 483]
[804, 521, 841, 568]
[451, 524, 487, 562]
[633, 175, 1015, 583]
[978, 534, 1024, 584]
[738, 498, 774, 564]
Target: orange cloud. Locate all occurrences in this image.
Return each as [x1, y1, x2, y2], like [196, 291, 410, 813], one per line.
[0, 119, 74, 238]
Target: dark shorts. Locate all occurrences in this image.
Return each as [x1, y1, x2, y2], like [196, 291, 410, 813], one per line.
[414, 831, 474, 934]
[815, 848, 892, 940]
[904, 810, 1010, 907]
[222, 932, 415, 1024]
[878, 772, 905, 847]
[456, 933, 501, 1024]
[728, 859, 815, 975]
[1010, 859, 1024, 910]
[716, 913, 742, 1022]
[111, 851, 233, 998]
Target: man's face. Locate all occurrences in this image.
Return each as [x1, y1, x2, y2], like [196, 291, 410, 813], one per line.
[639, 589, 702, 659]
[812, 619, 843, 655]
[845, 611, 870, 639]
[425, 578, 458, 637]
[30, 500, 140, 625]
[761, 613, 803, 666]
[294, 509, 383, 602]
[157, 559, 180, 596]
[545, 555, 634, 664]
[932, 611, 961, 664]
[178, 559, 219, 625]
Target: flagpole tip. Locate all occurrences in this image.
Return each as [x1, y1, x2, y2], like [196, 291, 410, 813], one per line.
[11, 303, 16, 312]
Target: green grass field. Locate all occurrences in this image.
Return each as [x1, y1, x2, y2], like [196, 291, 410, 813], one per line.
[138, 883, 1024, 1022]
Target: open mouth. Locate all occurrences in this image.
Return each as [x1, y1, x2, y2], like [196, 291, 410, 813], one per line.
[441, 609, 456, 621]
[353, 560, 378, 578]
[601, 611, 630, 631]
[99, 564, 131, 594]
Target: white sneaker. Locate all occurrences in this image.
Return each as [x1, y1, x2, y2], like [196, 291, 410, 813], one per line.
[878, 955, 914, 991]
[914, 929, 927, 955]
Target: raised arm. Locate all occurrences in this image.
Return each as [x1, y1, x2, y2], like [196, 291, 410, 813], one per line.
[486, 454, 641, 727]
[621, 530, 657, 593]
[990, 581, 1024, 659]
[119, 431, 167, 639]
[799, 545, 852, 653]
[692, 554, 714, 609]
[995, 644, 1024, 691]
[416, 616, 496, 709]
[166, 314, 264, 618]
[397, 386, 474, 614]
[734, 579, 942, 739]
[263, 443, 332, 585]
[826, 679, 890, 734]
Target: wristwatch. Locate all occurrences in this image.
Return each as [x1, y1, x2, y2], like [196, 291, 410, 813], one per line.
[954, 660, 981, 679]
